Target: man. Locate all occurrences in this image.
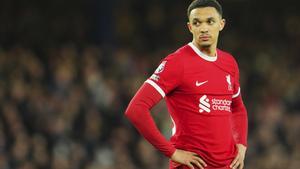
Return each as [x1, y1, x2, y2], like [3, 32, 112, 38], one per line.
[125, 0, 248, 169]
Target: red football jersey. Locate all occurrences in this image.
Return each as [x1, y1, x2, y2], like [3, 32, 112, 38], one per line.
[146, 43, 244, 168]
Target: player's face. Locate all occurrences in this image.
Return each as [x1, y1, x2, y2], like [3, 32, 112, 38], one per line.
[188, 7, 225, 49]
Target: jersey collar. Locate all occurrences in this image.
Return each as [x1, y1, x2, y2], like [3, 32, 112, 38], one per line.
[188, 42, 218, 62]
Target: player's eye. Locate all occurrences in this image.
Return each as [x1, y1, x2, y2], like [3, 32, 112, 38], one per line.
[193, 21, 200, 26]
[207, 19, 215, 25]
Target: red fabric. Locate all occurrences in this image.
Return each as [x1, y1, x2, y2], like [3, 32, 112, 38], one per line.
[169, 161, 230, 169]
[231, 94, 248, 146]
[231, 57, 248, 146]
[125, 83, 176, 157]
[126, 43, 248, 168]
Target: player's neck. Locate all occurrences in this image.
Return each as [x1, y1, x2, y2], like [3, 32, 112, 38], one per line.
[192, 41, 217, 57]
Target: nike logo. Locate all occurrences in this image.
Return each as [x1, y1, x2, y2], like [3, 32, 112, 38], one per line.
[196, 80, 208, 87]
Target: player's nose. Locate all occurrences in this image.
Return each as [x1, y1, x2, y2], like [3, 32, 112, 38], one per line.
[199, 25, 209, 33]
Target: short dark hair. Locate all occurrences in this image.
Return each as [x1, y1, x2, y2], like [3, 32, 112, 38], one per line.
[187, 0, 223, 18]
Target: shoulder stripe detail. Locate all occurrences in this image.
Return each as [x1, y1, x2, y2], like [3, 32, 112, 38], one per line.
[145, 79, 166, 98]
[232, 87, 241, 98]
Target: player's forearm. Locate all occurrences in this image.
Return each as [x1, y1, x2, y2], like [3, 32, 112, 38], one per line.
[232, 114, 248, 146]
[231, 95, 248, 146]
[125, 83, 176, 157]
[125, 107, 176, 157]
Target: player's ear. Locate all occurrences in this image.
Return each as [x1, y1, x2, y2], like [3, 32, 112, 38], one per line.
[219, 18, 226, 31]
[187, 22, 192, 33]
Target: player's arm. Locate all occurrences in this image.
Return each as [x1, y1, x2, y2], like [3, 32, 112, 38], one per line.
[230, 61, 248, 169]
[230, 93, 247, 169]
[231, 93, 248, 146]
[125, 82, 176, 157]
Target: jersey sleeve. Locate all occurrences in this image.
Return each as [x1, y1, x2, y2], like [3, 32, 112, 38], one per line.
[146, 55, 183, 98]
[231, 60, 248, 146]
[232, 61, 241, 99]
[125, 83, 176, 157]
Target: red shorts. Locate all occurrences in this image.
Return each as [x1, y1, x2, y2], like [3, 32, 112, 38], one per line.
[169, 161, 230, 169]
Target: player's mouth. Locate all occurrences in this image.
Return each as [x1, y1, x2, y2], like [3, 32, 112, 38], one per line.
[199, 35, 211, 41]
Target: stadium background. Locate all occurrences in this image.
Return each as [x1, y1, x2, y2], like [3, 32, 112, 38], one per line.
[0, 0, 299, 169]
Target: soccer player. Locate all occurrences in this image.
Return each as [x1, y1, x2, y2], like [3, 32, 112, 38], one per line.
[125, 0, 248, 169]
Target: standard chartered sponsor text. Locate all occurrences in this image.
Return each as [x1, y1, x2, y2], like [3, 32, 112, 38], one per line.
[212, 98, 231, 112]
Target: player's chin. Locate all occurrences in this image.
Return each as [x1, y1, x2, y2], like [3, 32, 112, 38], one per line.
[199, 42, 212, 48]
[198, 40, 212, 47]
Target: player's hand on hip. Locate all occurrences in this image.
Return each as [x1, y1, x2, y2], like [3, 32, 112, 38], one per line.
[230, 144, 247, 169]
[171, 149, 207, 169]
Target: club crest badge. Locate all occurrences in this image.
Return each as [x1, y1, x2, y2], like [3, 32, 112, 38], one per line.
[154, 61, 167, 74]
[226, 74, 233, 91]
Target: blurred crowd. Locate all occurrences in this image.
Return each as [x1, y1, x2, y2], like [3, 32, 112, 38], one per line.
[0, 0, 300, 169]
